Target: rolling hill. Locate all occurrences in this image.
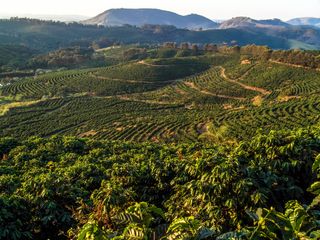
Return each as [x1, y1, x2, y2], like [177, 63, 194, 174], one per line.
[82, 8, 218, 30]
[80, 9, 320, 49]
[1, 46, 320, 141]
[0, 18, 302, 52]
[219, 17, 290, 29]
[219, 17, 320, 48]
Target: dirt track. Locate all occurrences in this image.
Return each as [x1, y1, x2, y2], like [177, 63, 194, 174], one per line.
[219, 67, 272, 95]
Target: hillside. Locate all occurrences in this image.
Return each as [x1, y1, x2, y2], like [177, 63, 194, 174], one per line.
[82, 8, 218, 30]
[219, 17, 320, 48]
[288, 17, 320, 28]
[1, 45, 320, 142]
[2, 2, 320, 239]
[219, 17, 290, 29]
[0, 27, 320, 240]
[0, 18, 317, 52]
[0, 44, 37, 71]
[78, 9, 320, 50]
[0, 19, 253, 51]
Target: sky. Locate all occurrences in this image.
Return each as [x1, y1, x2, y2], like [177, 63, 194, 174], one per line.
[1, 0, 320, 21]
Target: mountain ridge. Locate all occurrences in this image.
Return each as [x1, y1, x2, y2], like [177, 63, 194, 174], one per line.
[218, 16, 320, 47]
[219, 17, 290, 29]
[287, 17, 320, 28]
[82, 8, 218, 30]
[81, 8, 320, 49]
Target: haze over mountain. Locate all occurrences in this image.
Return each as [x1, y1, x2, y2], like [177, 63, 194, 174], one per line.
[0, 8, 320, 50]
[218, 16, 320, 47]
[287, 17, 320, 28]
[0, 13, 89, 22]
[82, 8, 218, 30]
[81, 9, 320, 49]
[219, 17, 290, 29]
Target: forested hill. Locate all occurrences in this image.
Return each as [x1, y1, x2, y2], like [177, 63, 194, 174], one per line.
[0, 18, 315, 51]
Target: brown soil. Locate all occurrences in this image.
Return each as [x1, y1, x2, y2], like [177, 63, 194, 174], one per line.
[137, 60, 172, 67]
[79, 130, 97, 137]
[241, 59, 251, 65]
[277, 95, 301, 102]
[184, 81, 246, 100]
[269, 60, 320, 72]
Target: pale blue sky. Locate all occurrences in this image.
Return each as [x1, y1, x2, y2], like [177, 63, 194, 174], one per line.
[1, 0, 320, 20]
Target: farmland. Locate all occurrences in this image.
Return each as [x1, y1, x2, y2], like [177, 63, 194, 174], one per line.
[2, 7, 320, 238]
[1, 43, 320, 239]
[0, 47, 320, 142]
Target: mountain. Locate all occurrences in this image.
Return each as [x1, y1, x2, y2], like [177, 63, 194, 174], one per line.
[287, 17, 320, 28]
[82, 8, 218, 30]
[219, 17, 320, 48]
[0, 18, 307, 51]
[219, 17, 290, 29]
[0, 18, 317, 51]
[82, 10, 320, 49]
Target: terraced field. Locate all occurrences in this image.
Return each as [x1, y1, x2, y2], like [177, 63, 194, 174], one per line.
[0, 52, 319, 142]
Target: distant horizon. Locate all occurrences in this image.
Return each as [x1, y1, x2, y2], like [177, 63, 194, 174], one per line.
[1, 0, 320, 21]
[0, 8, 319, 23]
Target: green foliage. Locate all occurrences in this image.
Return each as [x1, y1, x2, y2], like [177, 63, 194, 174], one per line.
[271, 49, 320, 69]
[0, 126, 319, 239]
[0, 137, 18, 157]
[118, 202, 164, 239]
[2, 18, 320, 240]
[0, 44, 36, 72]
[166, 216, 215, 240]
[0, 18, 313, 55]
[242, 201, 320, 240]
[0, 57, 210, 100]
[1, 48, 320, 143]
[28, 47, 106, 69]
[77, 220, 113, 240]
[0, 195, 32, 240]
[94, 58, 210, 82]
[1, 49, 320, 142]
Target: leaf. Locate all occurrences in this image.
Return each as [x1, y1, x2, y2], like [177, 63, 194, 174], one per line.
[246, 210, 259, 222]
[122, 223, 145, 239]
[312, 154, 320, 173]
[216, 231, 247, 240]
[285, 201, 307, 232]
[197, 228, 216, 239]
[309, 195, 320, 209]
[310, 230, 320, 239]
[77, 222, 96, 240]
[309, 181, 320, 195]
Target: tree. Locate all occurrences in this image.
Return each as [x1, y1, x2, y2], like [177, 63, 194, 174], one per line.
[191, 44, 199, 53]
[163, 42, 177, 49]
[180, 43, 190, 50]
